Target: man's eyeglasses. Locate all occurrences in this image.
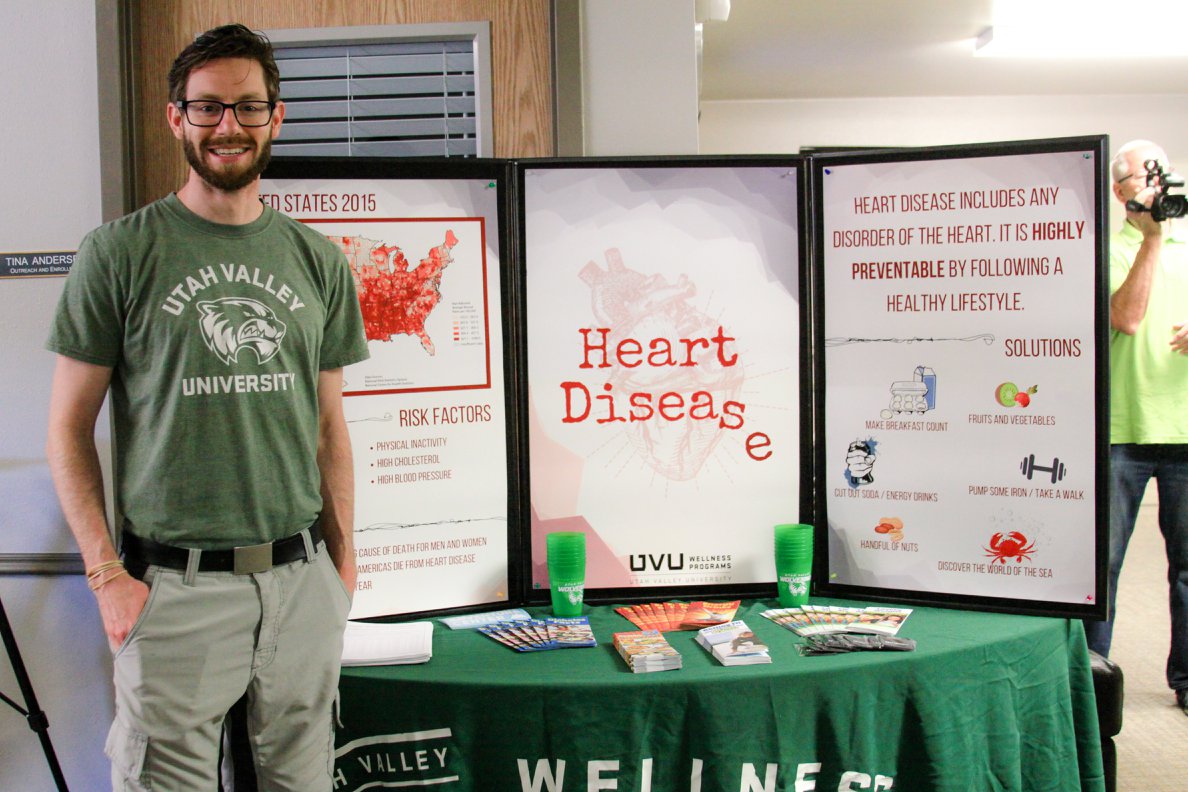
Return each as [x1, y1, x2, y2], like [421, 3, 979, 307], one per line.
[1117, 166, 1172, 184]
[175, 99, 276, 127]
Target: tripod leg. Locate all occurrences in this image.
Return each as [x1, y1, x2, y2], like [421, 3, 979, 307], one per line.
[0, 595, 70, 791]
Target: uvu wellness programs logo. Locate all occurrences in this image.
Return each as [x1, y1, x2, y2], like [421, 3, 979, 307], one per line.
[333, 728, 460, 790]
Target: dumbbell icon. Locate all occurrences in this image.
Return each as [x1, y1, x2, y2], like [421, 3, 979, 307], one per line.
[1019, 454, 1066, 484]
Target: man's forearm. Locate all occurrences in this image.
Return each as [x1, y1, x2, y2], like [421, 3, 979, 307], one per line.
[318, 426, 356, 592]
[316, 369, 357, 588]
[45, 356, 118, 566]
[47, 426, 116, 564]
[1111, 228, 1162, 334]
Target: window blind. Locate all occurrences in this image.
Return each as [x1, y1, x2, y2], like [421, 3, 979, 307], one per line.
[272, 39, 480, 158]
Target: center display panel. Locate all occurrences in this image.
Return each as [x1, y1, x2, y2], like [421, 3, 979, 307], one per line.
[520, 160, 808, 601]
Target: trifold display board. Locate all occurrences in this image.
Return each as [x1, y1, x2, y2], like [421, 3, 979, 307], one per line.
[261, 135, 1106, 621]
[812, 137, 1108, 619]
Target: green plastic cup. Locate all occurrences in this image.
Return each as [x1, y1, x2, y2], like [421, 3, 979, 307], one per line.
[774, 523, 813, 606]
[546, 532, 586, 616]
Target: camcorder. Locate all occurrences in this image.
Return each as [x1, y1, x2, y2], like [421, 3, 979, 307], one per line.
[1126, 159, 1188, 222]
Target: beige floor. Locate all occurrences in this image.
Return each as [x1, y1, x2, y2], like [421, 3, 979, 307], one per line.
[1108, 495, 1188, 790]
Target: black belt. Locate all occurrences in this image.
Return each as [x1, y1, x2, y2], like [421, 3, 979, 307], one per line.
[121, 521, 322, 575]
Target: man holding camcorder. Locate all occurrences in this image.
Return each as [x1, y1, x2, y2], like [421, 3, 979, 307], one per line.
[1088, 139, 1188, 716]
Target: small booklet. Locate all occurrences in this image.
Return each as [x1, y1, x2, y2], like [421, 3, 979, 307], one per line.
[547, 617, 599, 648]
[341, 620, 434, 666]
[477, 617, 598, 652]
[848, 607, 913, 635]
[695, 620, 771, 666]
[613, 630, 682, 673]
[761, 606, 912, 638]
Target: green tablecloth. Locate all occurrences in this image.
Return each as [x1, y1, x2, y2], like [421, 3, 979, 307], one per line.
[334, 599, 1105, 792]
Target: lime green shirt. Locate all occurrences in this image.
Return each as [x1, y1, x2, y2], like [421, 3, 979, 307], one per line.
[1109, 220, 1188, 444]
[48, 194, 369, 547]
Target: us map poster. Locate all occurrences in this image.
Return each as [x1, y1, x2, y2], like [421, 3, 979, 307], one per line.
[260, 176, 509, 618]
[818, 145, 1103, 611]
[523, 164, 801, 593]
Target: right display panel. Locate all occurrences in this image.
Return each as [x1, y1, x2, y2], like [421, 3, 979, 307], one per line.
[813, 137, 1108, 619]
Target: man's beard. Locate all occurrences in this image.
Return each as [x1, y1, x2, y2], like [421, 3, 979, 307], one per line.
[183, 134, 272, 193]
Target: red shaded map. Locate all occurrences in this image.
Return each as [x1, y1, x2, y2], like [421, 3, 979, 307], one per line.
[329, 230, 458, 354]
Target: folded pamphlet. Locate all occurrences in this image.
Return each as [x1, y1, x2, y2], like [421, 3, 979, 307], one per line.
[614, 600, 741, 632]
[477, 616, 598, 652]
[761, 606, 912, 638]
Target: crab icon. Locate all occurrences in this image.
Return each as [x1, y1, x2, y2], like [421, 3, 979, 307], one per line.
[983, 531, 1036, 564]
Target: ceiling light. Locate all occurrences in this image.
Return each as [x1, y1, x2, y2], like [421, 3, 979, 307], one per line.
[977, 0, 1188, 58]
[976, 24, 1188, 58]
[696, 0, 730, 24]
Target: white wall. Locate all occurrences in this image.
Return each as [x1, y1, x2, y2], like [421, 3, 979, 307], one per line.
[700, 93, 1188, 227]
[0, 1, 114, 787]
[699, 93, 1188, 158]
[581, 0, 700, 154]
[0, 576, 114, 789]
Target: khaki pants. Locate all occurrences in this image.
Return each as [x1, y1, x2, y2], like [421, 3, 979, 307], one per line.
[106, 543, 351, 791]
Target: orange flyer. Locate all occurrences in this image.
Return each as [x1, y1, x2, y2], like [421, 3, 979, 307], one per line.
[680, 600, 740, 629]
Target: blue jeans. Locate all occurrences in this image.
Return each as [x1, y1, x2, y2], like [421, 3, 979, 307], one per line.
[1084, 443, 1188, 691]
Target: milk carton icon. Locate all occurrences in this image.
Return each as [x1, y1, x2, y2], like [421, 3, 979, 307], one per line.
[915, 365, 937, 410]
[888, 365, 936, 414]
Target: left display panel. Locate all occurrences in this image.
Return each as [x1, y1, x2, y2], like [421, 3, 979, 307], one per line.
[262, 158, 518, 618]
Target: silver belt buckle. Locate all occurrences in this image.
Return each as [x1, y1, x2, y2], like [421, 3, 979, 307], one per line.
[233, 542, 273, 575]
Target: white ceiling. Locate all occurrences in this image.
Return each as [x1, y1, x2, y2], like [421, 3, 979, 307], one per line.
[700, 0, 1183, 101]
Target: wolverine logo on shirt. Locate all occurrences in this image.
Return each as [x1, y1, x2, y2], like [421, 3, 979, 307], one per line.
[197, 297, 287, 365]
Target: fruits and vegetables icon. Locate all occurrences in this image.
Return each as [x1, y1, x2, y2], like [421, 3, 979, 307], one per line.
[995, 382, 1038, 408]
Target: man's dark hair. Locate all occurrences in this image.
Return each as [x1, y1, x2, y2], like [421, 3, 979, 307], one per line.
[168, 24, 281, 104]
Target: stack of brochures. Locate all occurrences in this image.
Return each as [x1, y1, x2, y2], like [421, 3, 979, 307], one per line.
[761, 605, 912, 637]
[613, 630, 683, 673]
[695, 620, 771, 666]
[477, 616, 598, 652]
[341, 620, 434, 666]
[614, 600, 740, 632]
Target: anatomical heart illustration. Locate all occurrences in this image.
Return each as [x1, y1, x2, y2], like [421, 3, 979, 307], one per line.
[579, 248, 745, 481]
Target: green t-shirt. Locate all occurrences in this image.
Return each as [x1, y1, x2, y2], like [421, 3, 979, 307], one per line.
[1109, 220, 1188, 444]
[47, 193, 369, 547]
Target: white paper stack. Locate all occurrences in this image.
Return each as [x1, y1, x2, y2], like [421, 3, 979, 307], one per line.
[439, 608, 532, 630]
[341, 620, 434, 666]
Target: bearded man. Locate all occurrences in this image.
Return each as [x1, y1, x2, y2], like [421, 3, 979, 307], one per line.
[46, 23, 369, 789]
